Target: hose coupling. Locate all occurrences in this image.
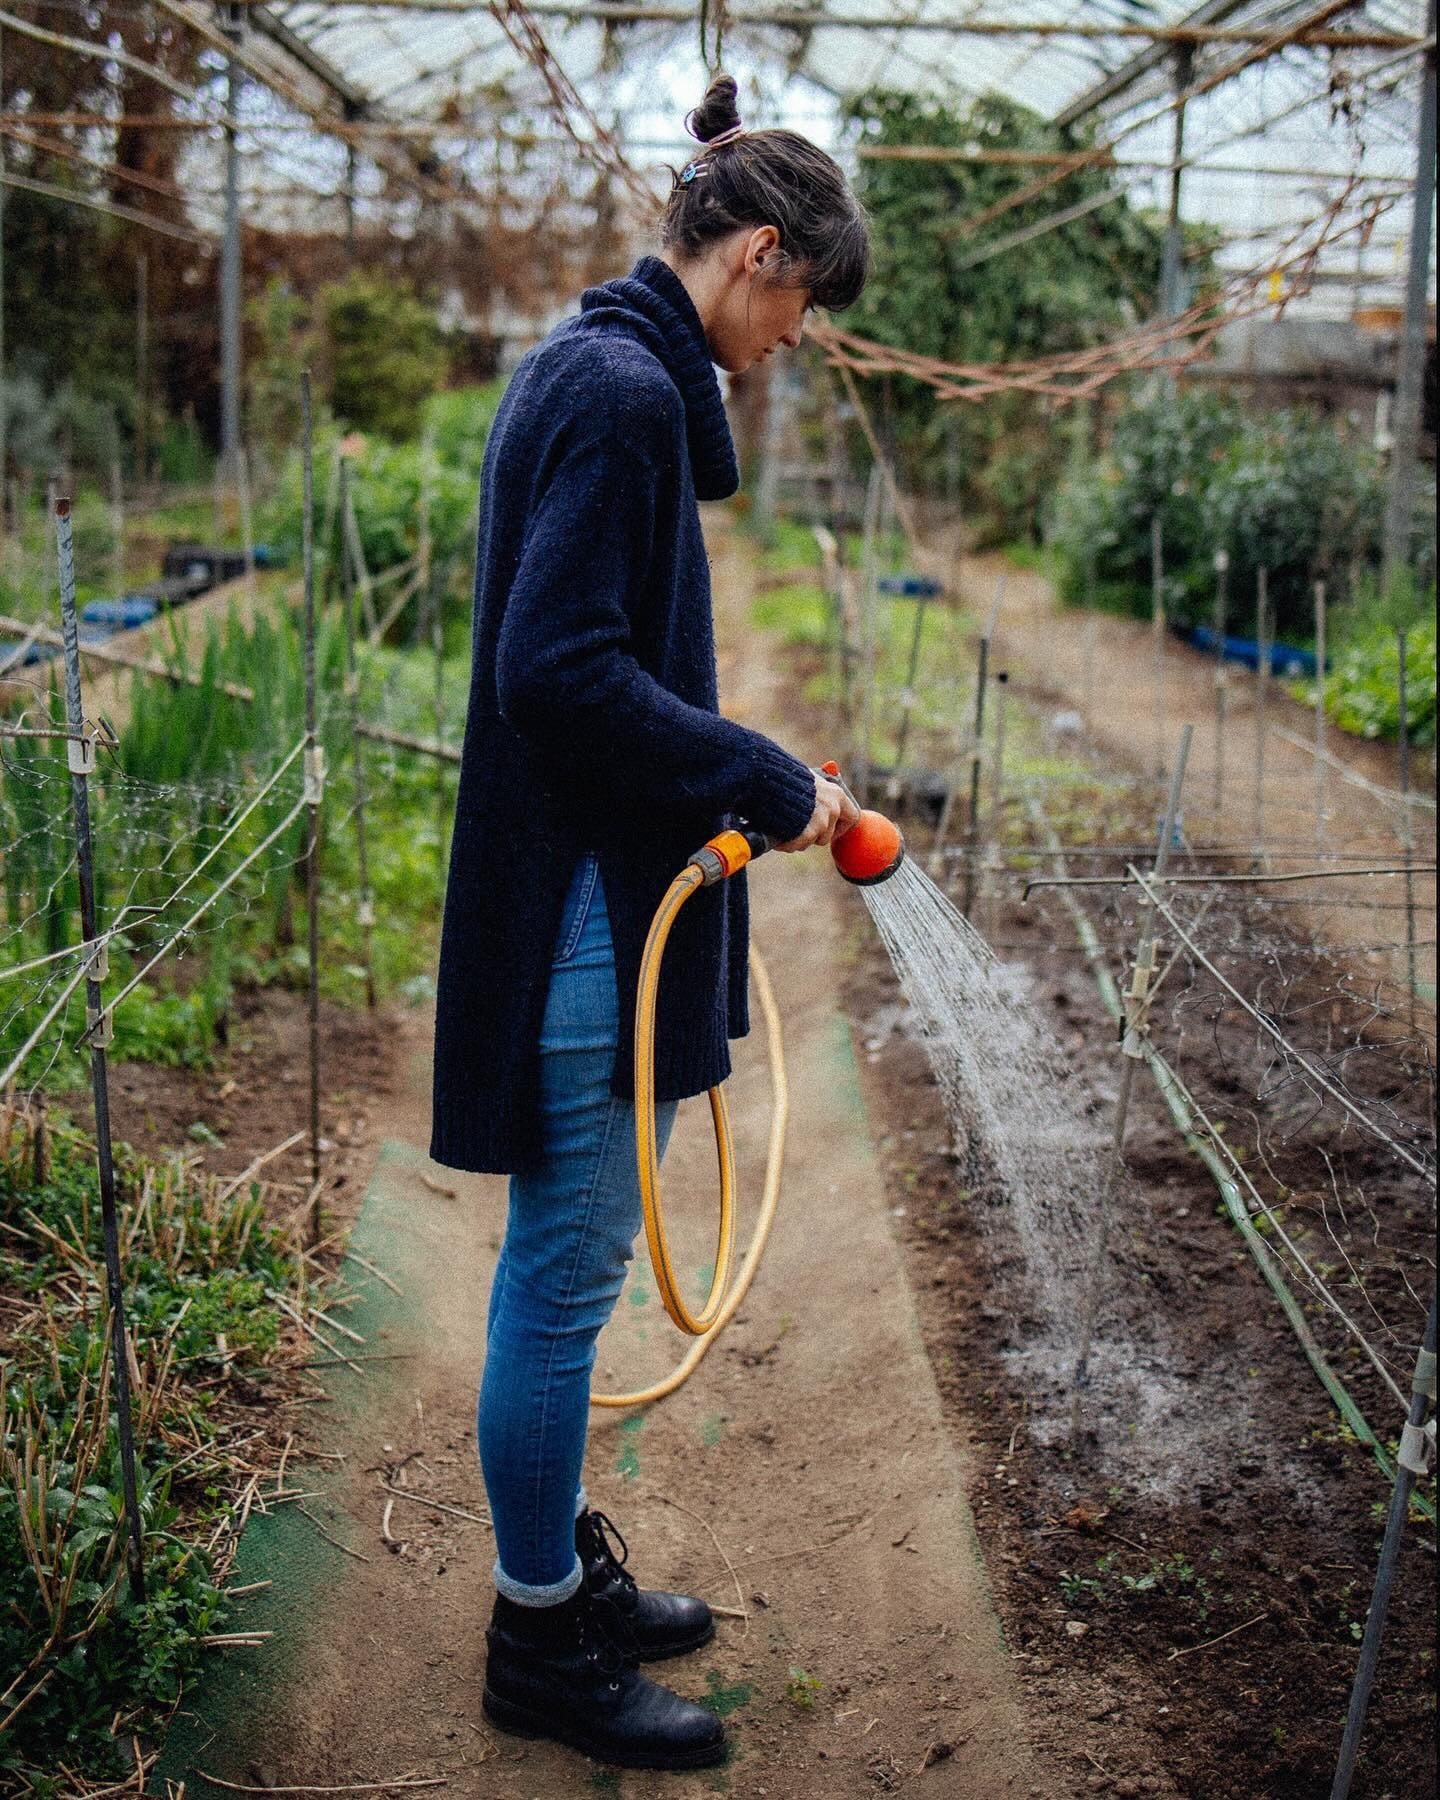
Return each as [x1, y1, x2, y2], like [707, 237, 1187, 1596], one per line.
[687, 826, 770, 886]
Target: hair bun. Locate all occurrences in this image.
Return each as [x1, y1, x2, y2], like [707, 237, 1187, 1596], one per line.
[686, 72, 741, 144]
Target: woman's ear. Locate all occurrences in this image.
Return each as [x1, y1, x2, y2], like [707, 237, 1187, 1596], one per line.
[745, 224, 782, 274]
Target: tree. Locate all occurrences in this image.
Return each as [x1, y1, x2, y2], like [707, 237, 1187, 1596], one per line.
[842, 91, 1189, 542]
[321, 276, 452, 442]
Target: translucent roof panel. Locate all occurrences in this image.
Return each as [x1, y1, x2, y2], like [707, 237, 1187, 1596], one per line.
[207, 1, 1431, 317]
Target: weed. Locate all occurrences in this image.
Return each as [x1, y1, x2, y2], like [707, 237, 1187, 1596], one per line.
[1060, 1570, 1102, 1607]
[0, 1100, 304, 1783]
[786, 1666, 823, 1709]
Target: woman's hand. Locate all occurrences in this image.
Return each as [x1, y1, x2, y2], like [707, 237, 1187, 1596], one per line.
[771, 773, 861, 853]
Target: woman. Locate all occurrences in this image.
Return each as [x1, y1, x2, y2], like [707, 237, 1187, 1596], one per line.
[430, 73, 869, 1772]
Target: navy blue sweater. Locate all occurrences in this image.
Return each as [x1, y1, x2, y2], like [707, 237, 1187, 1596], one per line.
[430, 257, 818, 1174]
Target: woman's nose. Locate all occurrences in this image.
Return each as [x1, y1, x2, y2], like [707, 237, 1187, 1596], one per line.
[780, 317, 805, 351]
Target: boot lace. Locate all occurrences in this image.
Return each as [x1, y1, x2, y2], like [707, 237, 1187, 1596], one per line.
[576, 1582, 640, 1686]
[579, 1509, 638, 1598]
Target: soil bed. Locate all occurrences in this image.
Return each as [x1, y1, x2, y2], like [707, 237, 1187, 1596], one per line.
[776, 620, 1436, 1797]
[57, 982, 401, 1234]
[847, 895, 1435, 1799]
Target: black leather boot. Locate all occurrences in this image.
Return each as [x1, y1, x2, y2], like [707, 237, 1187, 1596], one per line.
[576, 1506, 716, 1662]
[482, 1583, 726, 1771]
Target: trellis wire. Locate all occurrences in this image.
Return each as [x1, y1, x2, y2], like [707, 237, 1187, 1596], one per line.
[1330, 1296, 1438, 1800]
[1136, 873, 1434, 1183]
[1027, 795, 1431, 1514]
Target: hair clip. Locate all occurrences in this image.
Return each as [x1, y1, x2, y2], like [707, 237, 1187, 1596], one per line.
[680, 161, 702, 184]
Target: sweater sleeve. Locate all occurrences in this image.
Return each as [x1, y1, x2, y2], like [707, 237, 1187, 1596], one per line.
[493, 386, 818, 845]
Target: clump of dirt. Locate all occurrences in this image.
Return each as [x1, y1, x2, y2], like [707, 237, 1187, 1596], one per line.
[844, 893, 1437, 1799]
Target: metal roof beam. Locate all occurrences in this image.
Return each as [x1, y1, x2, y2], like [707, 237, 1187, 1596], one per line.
[248, 5, 373, 116]
[1054, 0, 1256, 129]
[224, 0, 1422, 53]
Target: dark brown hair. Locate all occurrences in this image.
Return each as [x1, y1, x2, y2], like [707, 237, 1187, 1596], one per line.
[660, 74, 869, 313]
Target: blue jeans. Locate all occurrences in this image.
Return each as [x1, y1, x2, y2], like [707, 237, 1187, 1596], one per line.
[479, 854, 678, 1604]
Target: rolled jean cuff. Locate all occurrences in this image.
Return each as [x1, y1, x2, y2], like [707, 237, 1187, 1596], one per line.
[493, 1554, 584, 1608]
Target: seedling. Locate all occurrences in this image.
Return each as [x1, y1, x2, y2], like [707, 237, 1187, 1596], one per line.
[786, 1667, 823, 1709]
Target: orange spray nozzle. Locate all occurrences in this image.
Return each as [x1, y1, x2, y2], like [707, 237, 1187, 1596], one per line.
[820, 761, 906, 886]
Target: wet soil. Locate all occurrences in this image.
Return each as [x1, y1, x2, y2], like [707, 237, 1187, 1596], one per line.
[944, 542, 1438, 1012]
[845, 889, 1436, 1799]
[779, 548, 1439, 1800]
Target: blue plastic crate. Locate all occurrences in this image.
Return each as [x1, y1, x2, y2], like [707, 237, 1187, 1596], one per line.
[0, 637, 60, 670]
[82, 595, 158, 630]
[877, 574, 942, 598]
[1186, 623, 1324, 680]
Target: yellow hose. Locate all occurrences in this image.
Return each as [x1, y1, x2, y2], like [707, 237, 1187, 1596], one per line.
[590, 875, 789, 1409]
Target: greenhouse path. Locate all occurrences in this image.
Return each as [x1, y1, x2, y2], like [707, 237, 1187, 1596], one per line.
[947, 541, 1437, 1013]
[161, 523, 1056, 1799]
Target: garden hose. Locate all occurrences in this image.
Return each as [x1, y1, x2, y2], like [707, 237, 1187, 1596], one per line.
[590, 766, 905, 1409]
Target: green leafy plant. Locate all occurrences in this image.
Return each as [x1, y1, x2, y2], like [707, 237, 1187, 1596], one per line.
[843, 89, 1192, 542]
[322, 275, 452, 441]
[0, 1103, 301, 1783]
[1049, 390, 1389, 638]
[786, 1666, 823, 1708]
[1060, 1569, 1103, 1607]
[1291, 569, 1437, 746]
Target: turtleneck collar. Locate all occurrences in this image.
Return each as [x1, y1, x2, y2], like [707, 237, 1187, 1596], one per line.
[578, 254, 740, 502]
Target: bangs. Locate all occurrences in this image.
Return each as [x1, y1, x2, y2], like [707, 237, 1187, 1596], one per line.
[803, 206, 871, 313]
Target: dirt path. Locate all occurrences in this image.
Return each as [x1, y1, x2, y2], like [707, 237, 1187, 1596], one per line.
[945, 544, 1436, 1011]
[160, 523, 1056, 1798]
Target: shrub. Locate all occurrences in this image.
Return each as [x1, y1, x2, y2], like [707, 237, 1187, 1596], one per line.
[259, 384, 502, 580]
[1049, 389, 1387, 638]
[1318, 621, 1436, 747]
[1296, 574, 1437, 747]
[322, 275, 452, 441]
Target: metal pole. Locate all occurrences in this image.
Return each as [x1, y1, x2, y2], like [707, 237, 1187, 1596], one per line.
[220, 38, 243, 496]
[420, 436, 447, 869]
[1160, 46, 1194, 317]
[135, 254, 149, 484]
[300, 373, 324, 1238]
[753, 360, 784, 546]
[1070, 723, 1193, 1440]
[54, 495, 146, 1602]
[1381, 0, 1437, 586]
[1151, 513, 1168, 777]
[1253, 568, 1270, 853]
[960, 631, 990, 921]
[1329, 1294, 1437, 1800]
[1212, 547, 1229, 819]
[344, 136, 358, 261]
[338, 459, 375, 1010]
[988, 668, 1010, 934]
[237, 443, 256, 592]
[0, 22, 6, 537]
[431, 562, 447, 874]
[890, 587, 930, 792]
[1313, 579, 1327, 852]
[1397, 628, 1417, 1030]
[856, 464, 881, 803]
[109, 441, 124, 597]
